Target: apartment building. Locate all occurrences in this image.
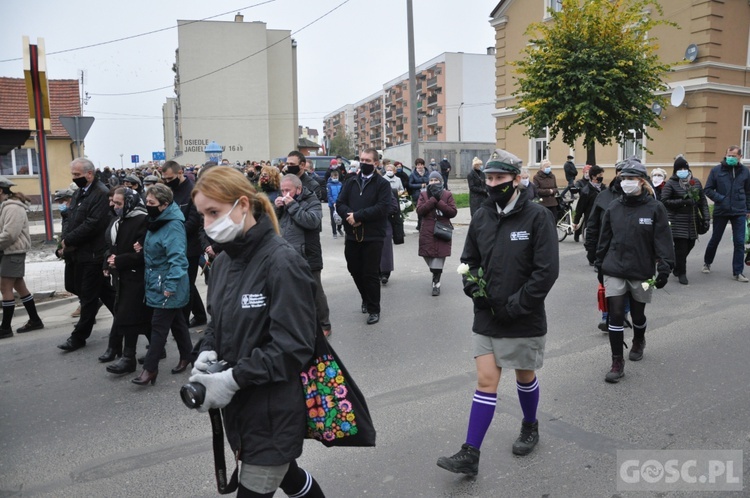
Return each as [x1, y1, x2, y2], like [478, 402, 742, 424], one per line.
[490, 0, 750, 179]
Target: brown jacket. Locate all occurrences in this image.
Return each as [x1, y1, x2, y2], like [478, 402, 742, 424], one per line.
[533, 171, 559, 207]
[0, 198, 31, 255]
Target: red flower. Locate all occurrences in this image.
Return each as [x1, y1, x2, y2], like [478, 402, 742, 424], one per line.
[689, 179, 696, 186]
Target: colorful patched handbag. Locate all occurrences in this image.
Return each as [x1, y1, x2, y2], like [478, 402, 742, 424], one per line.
[300, 327, 376, 447]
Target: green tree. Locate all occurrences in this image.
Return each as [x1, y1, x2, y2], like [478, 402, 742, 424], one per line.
[510, 0, 675, 166]
[329, 127, 355, 158]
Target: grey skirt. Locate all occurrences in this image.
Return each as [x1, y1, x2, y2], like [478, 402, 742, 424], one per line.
[0, 253, 26, 279]
[473, 333, 546, 370]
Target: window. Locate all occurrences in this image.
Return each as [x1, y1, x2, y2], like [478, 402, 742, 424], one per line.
[545, 0, 563, 17]
[742, 107, 750, 160]
[0, 148, 39, 176]
[533, 127, 549, 164]
[622, 128, 645, 162]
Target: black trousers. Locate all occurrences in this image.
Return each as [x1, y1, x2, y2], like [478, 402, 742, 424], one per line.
[673, 237, 696, 277]
[344, 239, 384, 314]
[184, 256, 207, 323]
[144, 307, 192, 372]
[69, 262, 115, 343]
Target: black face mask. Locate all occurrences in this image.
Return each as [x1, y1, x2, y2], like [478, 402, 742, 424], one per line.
[488, 180, 516, 208]
[286, 165, 300, 175]
[360, 163, 375, 176]
[72, 176, 88, 189]
[146, 205, 162, 219]
[164, 178, 179, 190]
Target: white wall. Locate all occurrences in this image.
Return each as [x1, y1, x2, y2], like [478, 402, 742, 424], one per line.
[460, 54, 496, 143]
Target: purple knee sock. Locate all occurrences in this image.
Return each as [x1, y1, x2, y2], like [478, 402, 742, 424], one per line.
[516, 377, 539, 423]
[465, 390, 497, 449]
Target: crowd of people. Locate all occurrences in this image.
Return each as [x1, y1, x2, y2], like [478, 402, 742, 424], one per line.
[1, 144, 748, 493]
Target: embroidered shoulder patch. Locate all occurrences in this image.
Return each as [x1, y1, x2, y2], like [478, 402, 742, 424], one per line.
[510, 231, 530, 241]
[638, 218, 653, 225]
[241, 294, 266, 309]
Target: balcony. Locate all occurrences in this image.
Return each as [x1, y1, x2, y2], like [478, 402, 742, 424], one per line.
[371, 118, 381, 127]
[385, 95, 392, 105]
[370, 131, 381, 140]
[395, 92, 403, 102]
[396, 123, 404, 132]
[427, 94, 438, 106]
[427, 135, 438, 141]
[427, 76, 438, 89]
[427, 114, 439, 125]
[385, 110, 393, 119]
[395, 107, 404, 117]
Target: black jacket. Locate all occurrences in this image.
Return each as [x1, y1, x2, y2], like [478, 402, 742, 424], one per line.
[703, 161, 750, 217]
[461, 189, 559, 338]
[336, 173, 392, 242]
[595, 192, 675, 280]
[277, 188, 323, 271]
[200, 215, 316, 465]
[467, 169, 488, 216]
[63, 180, 112, 263]
[563, 160, 578, 182]
[439, 159, 451, 174]
[300, 172, 324, 203]
[573, 181, 600, 226]
[171, 177, 202, 258]
[660, 176, 709, 240]
[584, 180, 622, 259]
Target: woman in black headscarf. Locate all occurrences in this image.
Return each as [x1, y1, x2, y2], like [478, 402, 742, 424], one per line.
[102, 187, 154, 375]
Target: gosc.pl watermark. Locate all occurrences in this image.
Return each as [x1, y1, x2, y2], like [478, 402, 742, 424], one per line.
[617, 450, 743, 492]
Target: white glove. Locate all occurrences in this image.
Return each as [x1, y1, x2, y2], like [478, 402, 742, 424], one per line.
[189, 368, 240, 413]
[191, 350, 217, 376]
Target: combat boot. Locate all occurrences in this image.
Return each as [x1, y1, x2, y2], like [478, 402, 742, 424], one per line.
[436, 443, 480, 476]
[629, 337, 645, 361]
[512, 420, 539, 456]
[605, 355, 625, 383]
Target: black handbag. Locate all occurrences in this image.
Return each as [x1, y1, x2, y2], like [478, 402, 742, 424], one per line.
[433, 220, 454, 241]
[301, 327, 376, 447]
[695, 207, 710, 235]
[390, 213, 405, 245]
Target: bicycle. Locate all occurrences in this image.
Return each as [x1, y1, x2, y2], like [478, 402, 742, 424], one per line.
[556, 197, 576, 242]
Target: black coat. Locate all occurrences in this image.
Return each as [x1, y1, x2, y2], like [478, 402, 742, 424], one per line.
[336, 173, 392, 242]
[171, 178, 202, 258]
[573, 181, 600, 226]
[104, 209, 152, 326]
[661, 176, 709, 240]
[595, 192, 675, 280]
[461, 189, 559, 338]
[563, 160, 578, 182]
[64, 180, 112, 263]
[277, 188, 323, 271]
[300, 172, 324, 203]
[200, 215, 316, 466]
[467, 169, 487, 216]
[584, 181, 622, 260]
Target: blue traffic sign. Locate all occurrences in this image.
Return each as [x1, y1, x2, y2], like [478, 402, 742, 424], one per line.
[152, 151, 166, 161]
[131, 154, 140, 164]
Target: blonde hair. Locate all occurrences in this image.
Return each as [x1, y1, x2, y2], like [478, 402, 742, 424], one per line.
[192, 167, 279, 234]
[472, 157, 483, 167]
[650, 168, 667, 178]
[260, 165, 281, 190]
[540, 159, 552, 169]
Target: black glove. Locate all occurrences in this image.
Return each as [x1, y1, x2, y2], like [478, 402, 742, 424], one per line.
[494, 305, 513, 326]
[428, 184, 443, 200]
[472, 296, 492, 310]
[597, 267, 604, 285]
[463, 281, 480, 299]
[655, 272, 669, 289]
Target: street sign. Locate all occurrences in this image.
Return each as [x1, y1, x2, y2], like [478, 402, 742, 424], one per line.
[152, 151, 166, 161]
[59, 116, 95, 143]
[131, 154, 139, 164]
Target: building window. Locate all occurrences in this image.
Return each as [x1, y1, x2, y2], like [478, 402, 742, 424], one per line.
[622, 128, 645, 162]
[0, 148, 39, 176]
[533, 127, 549, 164]
[545, 0, 563, 17]
[742, 106, 750, 160]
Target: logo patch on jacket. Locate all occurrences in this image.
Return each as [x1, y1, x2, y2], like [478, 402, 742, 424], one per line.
[639, 218, 653, 225]
[510, 231, 530, 241]
[241, 294, 266, 309]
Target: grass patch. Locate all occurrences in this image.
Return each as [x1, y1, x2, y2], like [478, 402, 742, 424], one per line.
[453, 193, 469, 209]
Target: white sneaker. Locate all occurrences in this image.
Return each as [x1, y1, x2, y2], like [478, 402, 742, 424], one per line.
[733, 274, 749, 282]
[702, 264, 711, 274]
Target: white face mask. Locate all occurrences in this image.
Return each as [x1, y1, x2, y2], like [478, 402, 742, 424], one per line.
[520, 178, 530, 187]
[652, 175, 664, 187]
[385, 171, 394, 177]
[204, 200, 246, 243]
[620, 179, 641, 195]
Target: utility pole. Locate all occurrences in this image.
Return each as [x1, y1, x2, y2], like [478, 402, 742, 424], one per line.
[407, 0, 419, 168]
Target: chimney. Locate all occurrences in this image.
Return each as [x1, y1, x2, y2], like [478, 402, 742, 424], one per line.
[487, 47, 496, 55]
[234, 13, 244, 22]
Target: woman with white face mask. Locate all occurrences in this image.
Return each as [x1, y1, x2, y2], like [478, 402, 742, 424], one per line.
[594, 159, 675, 384]
[190, 168, 326, 498]
[132, 183, 193, 385]
[659, 157, 709, 285]
[517, 167, 538, 201]
[650, 168, 667, 201]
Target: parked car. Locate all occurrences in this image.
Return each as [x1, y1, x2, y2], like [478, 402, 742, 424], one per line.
[272, 156, 351, 180]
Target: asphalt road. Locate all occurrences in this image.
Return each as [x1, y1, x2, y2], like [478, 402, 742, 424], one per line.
[1, 219, 749, 497]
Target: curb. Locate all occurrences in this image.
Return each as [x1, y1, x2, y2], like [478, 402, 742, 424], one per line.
[13, 295, 78, 317]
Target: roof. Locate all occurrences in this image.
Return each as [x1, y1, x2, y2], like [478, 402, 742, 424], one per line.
[0, 77, 81, 138]
[490, 0, 510, 18]
[298, 137, 321, 149]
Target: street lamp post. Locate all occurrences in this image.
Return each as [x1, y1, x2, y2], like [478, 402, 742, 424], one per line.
[458, 102, 464, 142]
[120, 153, 123, 169]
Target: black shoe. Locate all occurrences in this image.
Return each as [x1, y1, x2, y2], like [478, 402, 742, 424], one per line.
[678, 274, 688, 285]
[512, 420, 539, 456]
[598, 319, 608, 332]
[605, 355, 625, 383]
[98, 348, 122, 363]
[361, 303, 368, 314]
[436, 443, 480, 476]
[58, 337, 85, 352]
[16, 320, 44, 333]
[171, 359, 191, 374]
[106, 356, 137, 374]
[0, 327, 13, 340]
[432, 283, 440, 296]
[629, 337, 645, 361]
[366, 313, 380, 325]
[380, 276, 389, 285]
[189, 317, 207, 328]
[137, 349, 166, 365]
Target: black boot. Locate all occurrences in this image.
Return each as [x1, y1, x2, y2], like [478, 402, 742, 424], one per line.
[512, 420, 539, 456]
[629, 337, 645, 361]
[98, 347, 122, 363]
[605, 355, 625, 383]
[436, 443, 480, 476]
[107, 348, 137, 374]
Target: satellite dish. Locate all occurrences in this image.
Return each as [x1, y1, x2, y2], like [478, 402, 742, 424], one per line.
[651, 102, 662, 116]
[671, 86, 685, 107]
[685, 44, 698, 63]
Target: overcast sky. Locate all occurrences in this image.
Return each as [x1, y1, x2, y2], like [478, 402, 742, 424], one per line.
[2, 0, 497, 168]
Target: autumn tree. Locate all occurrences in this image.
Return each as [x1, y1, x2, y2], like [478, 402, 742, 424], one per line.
[510, 0, 675, 166]
[328, 127, 355, 158]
